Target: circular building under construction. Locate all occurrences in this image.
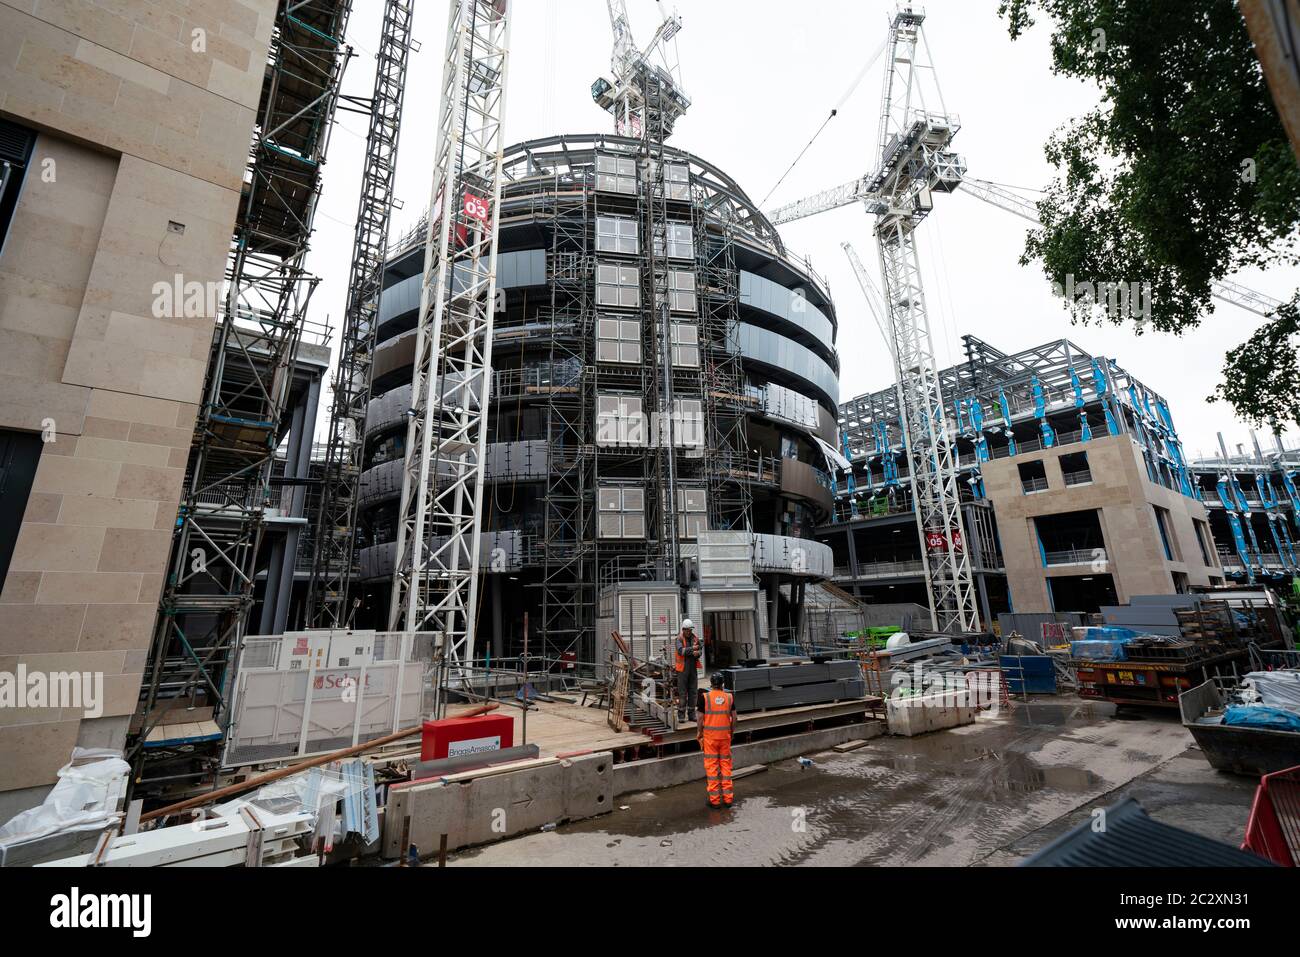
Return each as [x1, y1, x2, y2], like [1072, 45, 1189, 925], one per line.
[352, 133, 844, 667]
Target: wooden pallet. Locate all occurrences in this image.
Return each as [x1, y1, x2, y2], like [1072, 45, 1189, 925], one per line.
[608, 662, 630, 733]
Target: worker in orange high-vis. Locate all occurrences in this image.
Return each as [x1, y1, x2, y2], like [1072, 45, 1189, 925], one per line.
[696, 672, 736, 808]
[673, 618, 702, 721]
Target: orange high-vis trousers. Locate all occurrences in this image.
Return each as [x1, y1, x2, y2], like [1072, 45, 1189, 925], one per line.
[702, 733, 734, 806]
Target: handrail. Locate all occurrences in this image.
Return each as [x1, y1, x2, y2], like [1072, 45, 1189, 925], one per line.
[1044, 547, 1104, 566]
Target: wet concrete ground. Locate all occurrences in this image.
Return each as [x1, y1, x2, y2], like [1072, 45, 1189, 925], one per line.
[449, 698, 1259, 866]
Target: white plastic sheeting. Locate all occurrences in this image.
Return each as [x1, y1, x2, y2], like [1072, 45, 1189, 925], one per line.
[211, 761, 374, 854]
[0, 748, 128, 847]
[1240, 671, 1300, 714]
[813, 435, 852, 473]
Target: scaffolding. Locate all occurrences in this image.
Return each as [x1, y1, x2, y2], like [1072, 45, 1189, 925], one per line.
[509, 131, 752, 664]
[371, 132, 819, 665]
[539, 166, 595, 664]
[644, 68, 684, 582]
[307, 0, 415, 629]
[697, 213, 752, 533]
[131, 0, 354, 795]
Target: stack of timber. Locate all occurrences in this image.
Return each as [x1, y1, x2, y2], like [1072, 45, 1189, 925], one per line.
[1175, 604, 1239, 644]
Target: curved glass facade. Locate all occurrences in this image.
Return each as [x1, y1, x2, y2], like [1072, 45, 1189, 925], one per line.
[740, 271, 836, 362]
[377, 249, 546, 329]
[737, 322, 839, 407]
[352, 134, 845, 663]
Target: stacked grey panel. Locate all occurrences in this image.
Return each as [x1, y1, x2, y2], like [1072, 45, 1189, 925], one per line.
[732, 678, 867, 712]
[721, 660, 865, 712]
[1099, 595, 1199, 637]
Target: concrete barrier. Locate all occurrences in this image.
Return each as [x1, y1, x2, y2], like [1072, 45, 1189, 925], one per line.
[383, 719, 886, 858]
[885, 692, 976, 737]
[382, 752, 613, 858]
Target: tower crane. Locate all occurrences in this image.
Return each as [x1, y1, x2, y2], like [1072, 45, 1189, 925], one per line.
[592, 0, 690, 140]
[307, 0, 416, 630]
[776, 170, 1286, 320]
[388, 0, 511, 673]
[772, 8, 1288, 633]
[769, 7, 980, 634]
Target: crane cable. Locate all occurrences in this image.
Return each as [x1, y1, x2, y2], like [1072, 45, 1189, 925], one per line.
[758, 34, 888, 209]
[759, 109, 839, 209]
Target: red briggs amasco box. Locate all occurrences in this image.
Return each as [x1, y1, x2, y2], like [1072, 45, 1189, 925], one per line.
[419, 713, 515, 762]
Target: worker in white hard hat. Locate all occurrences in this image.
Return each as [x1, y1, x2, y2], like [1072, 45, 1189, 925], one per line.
[673, 618, 702, 722]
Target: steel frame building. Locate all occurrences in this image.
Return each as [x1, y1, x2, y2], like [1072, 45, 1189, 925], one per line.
[821, 335, 1212, 621]
[1190, 438, 1300, 584]
[352, 133, 846, 664]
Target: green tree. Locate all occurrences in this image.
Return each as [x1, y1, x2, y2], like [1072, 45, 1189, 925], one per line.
[999, 0, 1300, 427]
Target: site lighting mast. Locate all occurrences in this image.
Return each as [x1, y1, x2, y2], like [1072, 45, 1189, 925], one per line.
[387, 0, 511, 670]
[592, 0, 691, 139]
[768, 7, 980, 634]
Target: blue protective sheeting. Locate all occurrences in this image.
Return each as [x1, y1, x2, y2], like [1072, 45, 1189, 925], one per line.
[1091, 358, 1108, 395]
[1070, 367, 1085, 407]
[1103, 397, 1121, 436]
[1070, 640, 1128, 661]
[1070, 626, 1138, 662]
[1223, 706, 1300, 733]
[1075, 626, 1141, 642]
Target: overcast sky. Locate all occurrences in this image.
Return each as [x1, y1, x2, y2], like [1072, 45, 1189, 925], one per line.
[304, 0, 1300, 460]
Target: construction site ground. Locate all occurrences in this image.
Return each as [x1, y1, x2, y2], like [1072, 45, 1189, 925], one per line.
[442, 697, 1259, 866]
[477, 697, 654, 757]
[441, 696, 880, 760]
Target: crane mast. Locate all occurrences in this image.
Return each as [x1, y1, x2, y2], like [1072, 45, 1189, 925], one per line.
[388, 0, 511, 669]
[873, 9, 979, 634]
[307, 0, 415, 629]
[771, 7, 978, 633]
